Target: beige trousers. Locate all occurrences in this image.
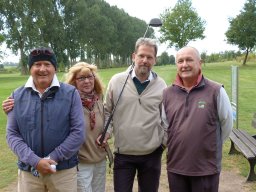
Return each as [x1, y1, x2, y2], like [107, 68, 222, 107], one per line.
[17, 167, 77, 192]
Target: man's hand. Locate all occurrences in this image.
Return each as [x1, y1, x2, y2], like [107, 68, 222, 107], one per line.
[2, 97, 14, 114]
[36, 158, 57, 175]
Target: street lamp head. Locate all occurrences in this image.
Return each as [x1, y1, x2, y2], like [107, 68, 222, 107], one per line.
[148, 18, 162, 27]
[143, 18, 162, 38]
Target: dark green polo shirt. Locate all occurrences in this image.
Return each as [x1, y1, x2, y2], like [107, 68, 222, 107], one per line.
[133, 77, 150, 95]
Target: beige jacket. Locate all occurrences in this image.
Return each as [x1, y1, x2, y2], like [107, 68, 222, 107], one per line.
[105, 70, 167, 155]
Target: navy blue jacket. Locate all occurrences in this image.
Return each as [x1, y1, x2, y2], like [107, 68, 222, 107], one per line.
[6, 83, 85, 170]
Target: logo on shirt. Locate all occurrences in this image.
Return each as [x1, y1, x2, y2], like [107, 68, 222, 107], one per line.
[198, 101, 206, 109]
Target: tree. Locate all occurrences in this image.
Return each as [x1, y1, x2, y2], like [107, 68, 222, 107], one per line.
[157, 51, 170, 65]
[159, 0, 206, 49]
[169, 55, 175, 65]
[1, 1, 32, 74]
[0, 0, 152, 71]
[0, 4, 5, 62]
[225, 0, 256, 66]
[0, 34, 4, 62]
[0, 0, 63, 74]
[59, 0, 87, 66]
[200, 51, 207, 66]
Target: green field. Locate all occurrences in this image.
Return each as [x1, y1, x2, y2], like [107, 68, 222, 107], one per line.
[0, 62, 256, 190]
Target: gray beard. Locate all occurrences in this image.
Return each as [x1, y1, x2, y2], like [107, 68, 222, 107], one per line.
[138, 66, 149, 76]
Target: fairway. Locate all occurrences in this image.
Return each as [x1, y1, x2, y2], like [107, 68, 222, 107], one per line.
[0, 62, 256, 191]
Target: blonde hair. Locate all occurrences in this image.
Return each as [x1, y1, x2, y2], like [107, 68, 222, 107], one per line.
[65, 62, 104, 95]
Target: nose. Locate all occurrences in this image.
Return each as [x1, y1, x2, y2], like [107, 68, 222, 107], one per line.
[142, 56, 148, 63]
[39, 65, 47, 71]
[84, 78, 90, 82]
[181, 61, 188, 67]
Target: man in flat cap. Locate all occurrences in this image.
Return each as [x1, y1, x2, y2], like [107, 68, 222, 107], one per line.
[6, 47, 85, 192]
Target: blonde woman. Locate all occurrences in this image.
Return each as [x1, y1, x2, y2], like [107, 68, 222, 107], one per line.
[66, 62, 112, 192]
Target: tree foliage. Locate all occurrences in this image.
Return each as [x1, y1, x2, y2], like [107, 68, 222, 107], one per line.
[0, 0, 153, 74]
[0, 1, 39, 74]
[157, 51, 170, 65]
[0, 34, 4, 62]
[225, 0, 256, 65]
[159, 0, 205, 49]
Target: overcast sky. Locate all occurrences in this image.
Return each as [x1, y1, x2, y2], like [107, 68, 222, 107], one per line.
[1, 0, 246, 62]
[106, 0, 246, 56]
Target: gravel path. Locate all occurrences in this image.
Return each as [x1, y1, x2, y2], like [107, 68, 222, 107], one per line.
[1, 169, 254, 192]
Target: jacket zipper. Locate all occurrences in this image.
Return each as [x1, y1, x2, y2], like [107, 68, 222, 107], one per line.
[40, 100, 44, 156]
[185, 93, 189, 118]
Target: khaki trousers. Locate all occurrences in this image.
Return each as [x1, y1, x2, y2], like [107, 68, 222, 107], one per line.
[17, 167, 77, 192]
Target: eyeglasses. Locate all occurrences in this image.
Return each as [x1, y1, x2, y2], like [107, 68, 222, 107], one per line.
[30, 48, 54, 56]
[76, 75, 95, 82]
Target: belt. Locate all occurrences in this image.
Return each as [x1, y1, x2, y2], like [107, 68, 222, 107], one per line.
[17, 161, 39, 177]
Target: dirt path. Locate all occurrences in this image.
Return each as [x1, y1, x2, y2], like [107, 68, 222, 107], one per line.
[219, 170, 253, 192]
[2, 169, 254, 192]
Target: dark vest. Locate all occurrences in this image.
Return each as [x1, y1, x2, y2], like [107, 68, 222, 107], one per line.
[163, 78, 223, 176]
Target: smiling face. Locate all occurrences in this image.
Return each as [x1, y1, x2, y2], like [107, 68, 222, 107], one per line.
[176, 47, 202, 87]
[30, 61, 55, 93]
[75, 71, 95, 94]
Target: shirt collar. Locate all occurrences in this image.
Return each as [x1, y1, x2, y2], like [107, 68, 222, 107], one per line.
[174, 71, 203, 91]
[25, 74, 60, 96]
[131, 69, 153, 83]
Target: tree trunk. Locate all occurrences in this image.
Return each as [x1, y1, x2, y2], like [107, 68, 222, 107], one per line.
[18, 35, 28, 75]
[242, 49, 249, 66]
[20, 48, 28, 75]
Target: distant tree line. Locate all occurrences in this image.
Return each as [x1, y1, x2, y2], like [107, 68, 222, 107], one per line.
[1, 0, 256, 74]
[156, 52, 175, 66]
[0, 0, 208, 74]
[200, 50, 243, 63]
[0, 0, 155, 74]
[156, 50, 251, 66]
[0, 0, 210, 73]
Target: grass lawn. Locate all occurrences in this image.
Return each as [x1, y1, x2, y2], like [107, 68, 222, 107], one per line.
[0, 61, 256, 190]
